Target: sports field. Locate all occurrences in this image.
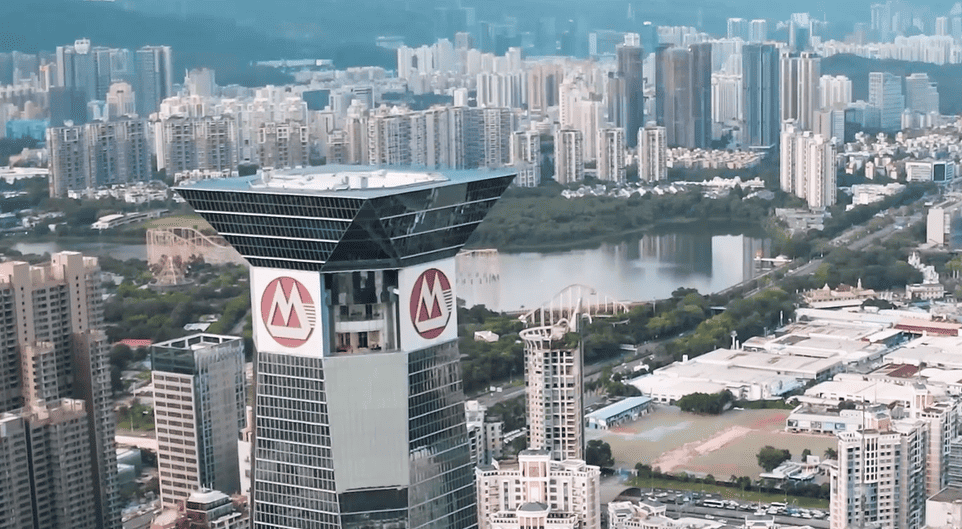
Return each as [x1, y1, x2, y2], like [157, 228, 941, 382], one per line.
[587, 405, 837, 478]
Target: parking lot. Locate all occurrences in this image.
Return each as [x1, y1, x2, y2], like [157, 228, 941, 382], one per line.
[617, 487, 829, 528]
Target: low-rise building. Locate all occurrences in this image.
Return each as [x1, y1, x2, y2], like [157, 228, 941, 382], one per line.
[786, 403, 890, 435]
[926, 486, 962, 529]
[801, 282, 877, 309]
[585, 397, 652, 430]
[476, 450, 600, 529]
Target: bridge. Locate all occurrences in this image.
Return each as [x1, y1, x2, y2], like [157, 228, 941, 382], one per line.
[519, 284, 630, 330]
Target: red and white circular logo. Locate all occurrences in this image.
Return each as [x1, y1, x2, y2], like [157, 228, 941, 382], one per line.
[260, 277, 316, 348]
[410, 268, 454, 339]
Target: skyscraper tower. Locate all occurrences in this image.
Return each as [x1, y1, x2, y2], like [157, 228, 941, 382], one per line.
[616, 34, 644, 147]
[177, 166, 515, 529]
[780, 51, 821, 131]
[135, 45, 173, 117]
[655, 44, 711, 148]
[56, 38, 96, 103]
[151, 333, 246, 510]
[742, 43, 779, 147]
[869, 71, 906, 132]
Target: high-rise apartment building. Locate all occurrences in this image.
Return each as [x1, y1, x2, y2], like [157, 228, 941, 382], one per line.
[522, 318, 584, 461]
[655, 44, 711, 148]
[597, 127, 625, 184]
[749, 19, 768, 43]
[554, 129, 584, 185]
[639, 124, 667, 182]
[47, 117, 151, 197]
[615, 34, 644, 147]
[151, 334, 246, 510]
[363, 105, 512, 171]
[711, 72, 743, 127]
[135, 45, 173, 117]
[465, 400, 504, 467]
[780, 52, 820, 131]
[780, 123, 837, 209]
[257, 121, 310, 170]
[819, 75, 853, 109]
[831, 420, 927, 529]
[177, 166, 515, 529]
[47, 125, 90, 196]
[742, 44, 779, 147]
[0, 399, 99, 529]
[814, 107, 846, 142]
[155, 115, 238, 176]
[904, 391, 962, 498]
[510, 129, 541, 188]
[0, 252, 119, 529]
[869, 71, 905, 132]
[727, 18, 748, 40]
[88, 118, 152, 186]
[368, 106, 413, 167]
[479, 107, 513, 168]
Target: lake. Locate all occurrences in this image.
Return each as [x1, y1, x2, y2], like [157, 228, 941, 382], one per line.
[457, 228, 771, 312]
[10, 241, 147, 262]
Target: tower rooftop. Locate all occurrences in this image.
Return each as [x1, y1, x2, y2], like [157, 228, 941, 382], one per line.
[176, 166, 516, 272]
[179, 165, 512, 199]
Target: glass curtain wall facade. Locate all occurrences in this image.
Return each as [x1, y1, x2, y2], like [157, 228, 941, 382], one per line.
[177, 167, 515, 529]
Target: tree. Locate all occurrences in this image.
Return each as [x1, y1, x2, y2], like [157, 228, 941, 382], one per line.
[636, 463, 654, 479]
[586, 440, 614, 468]
[756, 446, 791, 472]
[801, 448, 812, 461]
[824, 447, 838, 460]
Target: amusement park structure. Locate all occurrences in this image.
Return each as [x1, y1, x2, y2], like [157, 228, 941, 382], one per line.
[146, 227, 247, 285]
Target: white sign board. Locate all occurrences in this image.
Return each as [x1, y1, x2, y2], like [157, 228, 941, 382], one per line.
[398, 258, 457, 350]
[250, 267, 324, 356]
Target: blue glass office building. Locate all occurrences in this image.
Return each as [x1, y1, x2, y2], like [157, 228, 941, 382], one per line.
[177, 166, 515, 529]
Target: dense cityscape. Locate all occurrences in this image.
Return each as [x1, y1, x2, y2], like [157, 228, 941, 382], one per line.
[5, 1, 962, 529]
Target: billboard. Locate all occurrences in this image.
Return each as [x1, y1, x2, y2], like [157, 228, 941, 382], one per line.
[398, 258, 457, 350]
[250, 267, 324, 356]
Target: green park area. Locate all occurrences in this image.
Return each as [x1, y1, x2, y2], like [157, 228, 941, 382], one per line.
[117, 400, 154, 432]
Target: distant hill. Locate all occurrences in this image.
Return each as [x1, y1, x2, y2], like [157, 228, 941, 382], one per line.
[1, 0, 396, 85]
[822, 54, 962, 115]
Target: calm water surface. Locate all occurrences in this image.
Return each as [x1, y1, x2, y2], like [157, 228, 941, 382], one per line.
[457, 228, 770, 312]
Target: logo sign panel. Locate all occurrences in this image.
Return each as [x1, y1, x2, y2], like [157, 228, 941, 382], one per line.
[409, 268, 453, 339]
[260, 277, 316, 348]
[399, 258, 457, 349]
[251, 268, 323, 355]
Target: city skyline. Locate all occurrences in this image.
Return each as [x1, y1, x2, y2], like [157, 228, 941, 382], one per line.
[5, 1, 962, 529]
